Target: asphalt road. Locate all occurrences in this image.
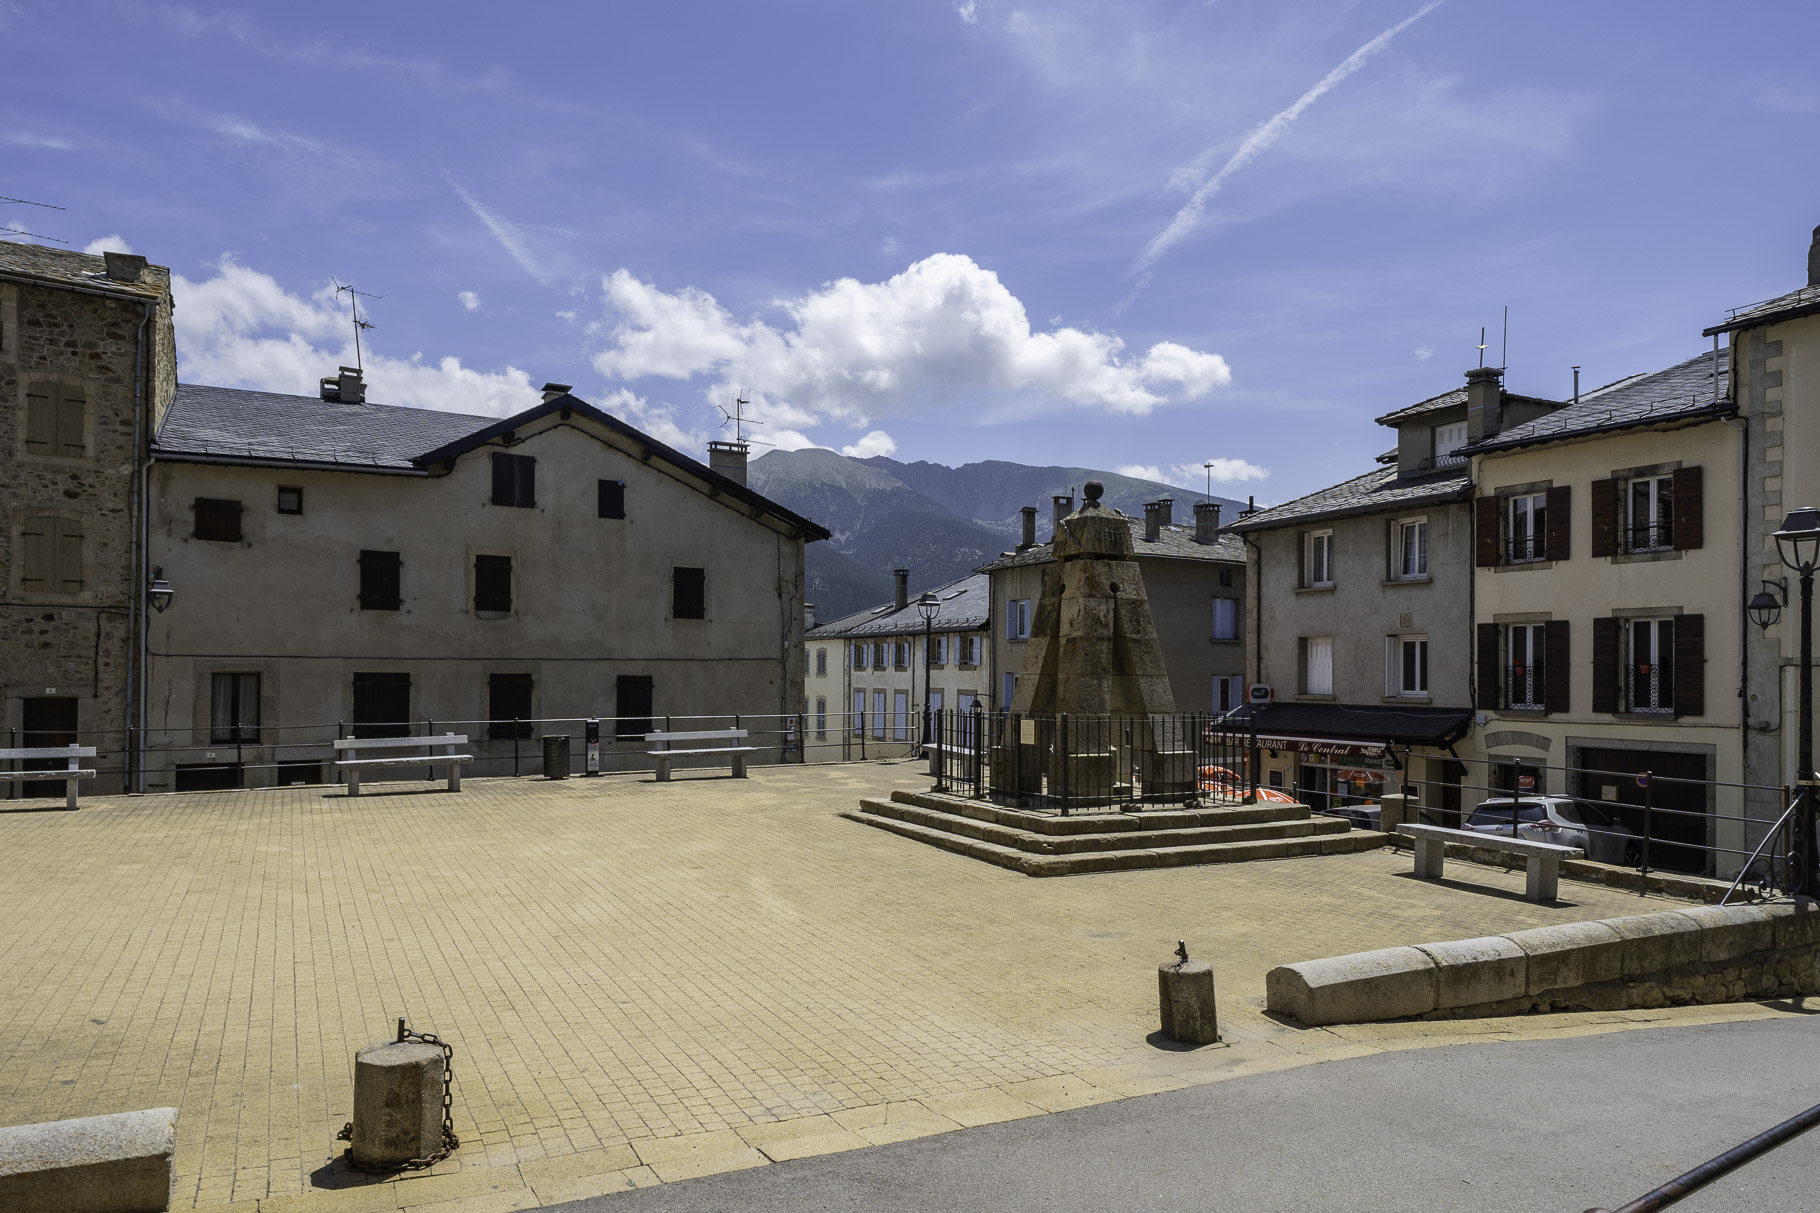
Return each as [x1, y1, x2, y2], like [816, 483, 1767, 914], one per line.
[544, 1015, 1820, 1213]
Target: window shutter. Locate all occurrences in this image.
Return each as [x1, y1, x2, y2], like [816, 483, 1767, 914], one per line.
[598, 479, 626, 519]
[491, 453, 536, 507]
[53, 517, 84, 592]
[1591, 479, 1618, 558]
[1674, 613, 1705, 716]
[1543, 620, 1570, 713]
[55, 385, 85, 456]
[1545, 486, 1571, 562]
[487, 673, 534, 739]
[24, 384, 54, 454]
[1592, 617, 1619, 713]
[474, 554, 514, 613]
[672, 566, 706, 619]
[1476, 623, 1500, 710]
[1475, 498, 1501, 567]
[358, 550, 402, 610]
[1672, 466, 1703, 550]
[351, 672, 412, 739]
[20, 516, 51, 589]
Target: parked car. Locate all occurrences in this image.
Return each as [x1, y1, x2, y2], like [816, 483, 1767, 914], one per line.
[1466, 796, 1642, 865]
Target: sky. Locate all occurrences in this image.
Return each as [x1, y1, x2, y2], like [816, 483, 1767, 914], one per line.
[5, 1, 1820, 504]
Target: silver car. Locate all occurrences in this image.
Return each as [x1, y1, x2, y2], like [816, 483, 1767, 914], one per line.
[1466, 796, 1642, 866]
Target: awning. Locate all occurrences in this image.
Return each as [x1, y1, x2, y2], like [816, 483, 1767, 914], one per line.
[1255, 735, 1390, 761]
[1232, 701, 1474, 750]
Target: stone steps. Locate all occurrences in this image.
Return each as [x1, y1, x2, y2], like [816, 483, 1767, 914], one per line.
[843, 789, 1389, 876]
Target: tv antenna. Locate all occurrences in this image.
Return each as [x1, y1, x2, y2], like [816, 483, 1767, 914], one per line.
[717, 389, 774, 448]
[1203, 460, 1216, 502]
[1476, 326, 1488, 369]
[331, 279, 383, 372]
[0, 195, 69, 244]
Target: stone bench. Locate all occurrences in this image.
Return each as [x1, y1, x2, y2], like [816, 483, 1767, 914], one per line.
[1398, 822, 1583, 902]
[0, 745, 98, 810]
[333, 734, 472, 796]
[0, 1106, 177, 1212]
[644, 729, 760, 782]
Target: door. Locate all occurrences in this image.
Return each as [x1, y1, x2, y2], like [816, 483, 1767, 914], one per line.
[1576, 747, 1709, 874]
[21, 697, 79, 797]
[1438, 758, 1466, 829]
[351, 673, 412, 739]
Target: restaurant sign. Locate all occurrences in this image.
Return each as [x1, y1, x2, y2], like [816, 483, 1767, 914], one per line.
[1262, 735, 1391, 762]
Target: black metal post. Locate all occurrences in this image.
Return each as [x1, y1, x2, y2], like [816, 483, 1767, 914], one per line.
[1802, 568, 1816, 893]
[1640, 770, 1653, 889]
[922, 617, 934, 747]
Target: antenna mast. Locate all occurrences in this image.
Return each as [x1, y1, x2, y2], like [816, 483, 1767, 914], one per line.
[1501, 305, 1508, 371]
[331, 279, 383, 373]
[1476, 327, 1488, 369]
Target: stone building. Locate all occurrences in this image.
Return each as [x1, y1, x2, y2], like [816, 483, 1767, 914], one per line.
[140, 380, 829, 788]
[1, 240, 176, 793]
[804, 569, 990, 760]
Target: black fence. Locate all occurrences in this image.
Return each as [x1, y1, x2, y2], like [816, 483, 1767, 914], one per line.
[925, 707, 1259, 814]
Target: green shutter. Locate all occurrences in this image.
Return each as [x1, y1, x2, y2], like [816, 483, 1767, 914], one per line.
[24, 385, 53, 454]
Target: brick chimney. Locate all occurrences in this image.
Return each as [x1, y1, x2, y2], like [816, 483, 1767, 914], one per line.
[1018, 506, 1037, 551]
[1052, 494, 1073, 539]
[1465, 366, 1504, 443]
[1194, 501, 1221, 543]
[708, 441, 749, 487]
[1809, 223, 1820, 287]
[894, 568, 909, 612]
[1155, 497, 1173, 527]
[1143, 501, 1162, 543]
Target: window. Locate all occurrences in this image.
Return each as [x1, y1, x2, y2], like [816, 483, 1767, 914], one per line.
[276, 486, 303, 515]
[491, 452, 536, 507]
[193, 498, 244, 542]
[893, 690, 909, 741]
[1304, 531, 1333, 587]
[18, 514, 84, 593]
[1219, 568, 1233, 588]
[1389, 636, 1427, 697]
[1508, 493, 1547, 562]
[872, 690, 887, 738]
[1007, 598, 1031, 640]
[474, 554, 513, 613]
[852, 690, 865, 736]
[615, 674, 654, 737]
[961, 636, 981, 666]
[1303, 636, 1334, 696]
[210, 673, 260, 743]
[1433, 421, 1467, 466]
[350, 672, 411, 739]
[1507, 623, 1545, 709]
[893, 641, 910, 669]
[1628, 618, 1675, 713]
[815, 698, 827, 739]
[598, 479, 626, 519]
[487, 674, 533, 739]
[930, 636, 947, 666]
[1212, 597, 1238, 640]
[1001, 672, 1018, 706]
[672, 566, 706, 619]
[1627, 476, 1674, 552]
[1214, 674, 1243, 712]
[24, 381, 85, 457]
[1396, 520, 1428, 578]
[815, 648, 827, 677]
[873, 643, 887, 670]
[358, 550, 402, 611]
[852, 642, 867, 669]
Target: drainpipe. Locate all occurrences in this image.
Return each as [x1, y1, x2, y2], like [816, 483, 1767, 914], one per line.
[1242, 531, 1263, 687]
[130, 297, 155, 794]
[1724, 414, 1748, 738]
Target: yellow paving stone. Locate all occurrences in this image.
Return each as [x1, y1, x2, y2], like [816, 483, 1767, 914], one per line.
[632, 1128, 770, 1182]
[920, 1088, 1044, 1128]
[828, 1100, 963, 1147]
[997, 1074, 1120, 1113]
[737, 1114, 872, 1161]
[526, 1166, 655, 1206]
[514, 1143, 640, 1184]
[399, 1189, 541, 1213]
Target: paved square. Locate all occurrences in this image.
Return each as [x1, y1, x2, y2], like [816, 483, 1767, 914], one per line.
[0, 762, 1779, 1211]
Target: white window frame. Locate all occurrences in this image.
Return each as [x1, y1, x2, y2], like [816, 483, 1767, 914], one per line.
[1395, 518, 1428, 579]
[1387, 635, 1427, 697]
[1305, 531, 1333, 588]
[1627, 476, 1674, 552]
[1304, 636, 1334, 696]
[1507, 623, 1545, 709]
[1628, 617, 1674, 713]
[1508, 492, 1548, 563]
[1006, 599, 1031, 640]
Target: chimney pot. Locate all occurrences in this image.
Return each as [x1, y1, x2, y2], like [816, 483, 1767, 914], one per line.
[327, 366, 365, 405]
[1143, 501, 1162, 543]
[1194, 501, 1221, 543]
[894, 568, 909, 612]
[102, 251, 148, 282]
[1808, 224, 1820, 289]
[707, 440, 749, 487]
[1018, 505, 1038, 551]
[541, 382, 573, 402]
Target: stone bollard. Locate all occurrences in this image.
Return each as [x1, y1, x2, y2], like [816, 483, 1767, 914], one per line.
[1377, 793, 1412, 834]
[1158, 945, 1221, 1046]
[350, 1038, 444, 1168]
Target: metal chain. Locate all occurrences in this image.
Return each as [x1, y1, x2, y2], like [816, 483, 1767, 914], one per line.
[335, 1023, 460, 1172]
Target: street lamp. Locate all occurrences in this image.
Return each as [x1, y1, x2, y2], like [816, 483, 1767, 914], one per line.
[148, 566, 173, 614]
[1773, 507, 1820, 891]
[1748, 581, 1786, 633]
[916, 591, 941, 747]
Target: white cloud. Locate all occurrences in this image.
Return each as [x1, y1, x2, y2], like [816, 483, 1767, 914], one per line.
[591, 253, 1230, 429]
[172, 256, 539, 417]
[1117, 463, 1164, 481]
[1, 131, 73, 150]
[954, 0, 978, 24]
[458, 290, 481, 311]
[1414, 344, 1434, 361]
[1197, 457, 1270, 484]
[83, 235, 133, 256]
[1119, 457, 1270, 487]
[595, 388, 707, 452]
[840, 429, 898, 458]
[448, 177, 553, 284]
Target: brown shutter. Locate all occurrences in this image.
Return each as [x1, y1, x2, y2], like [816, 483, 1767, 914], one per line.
[1543, 620, 1570, 714]
[1475, 498, 1501, 567]
[53, 517, 84, 593]
[1545, 485, 1571, 562]
[20, 517, 50, 589]
[1673, 465, 1703, 550]
[1674, 613, 1705, 716]
[1592, 617, 1619, 713]
[1476, 623, 1501, 710]
[55, 385, 85, 457]
[1591, 478, 1618, 557]
[24, 384, 53, 454]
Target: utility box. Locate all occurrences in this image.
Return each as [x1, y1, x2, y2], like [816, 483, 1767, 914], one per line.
[584, 719, 601, 775]
[543, 735, 570, 780]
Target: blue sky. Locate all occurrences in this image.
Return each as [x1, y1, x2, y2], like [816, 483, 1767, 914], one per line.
[6, 1, 1819, 502]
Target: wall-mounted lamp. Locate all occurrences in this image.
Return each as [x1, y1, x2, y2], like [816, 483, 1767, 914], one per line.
[148, 566, 173, 614]
[1747, 578, 1787, 633]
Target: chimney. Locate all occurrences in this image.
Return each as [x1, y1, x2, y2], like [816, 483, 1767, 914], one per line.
[707, 440, 749, 487]
[1155, 496, 1173, 527]
[102, 251, 147, 283]
[1018, 505, 1037, 551]
[1465, 365, 1503, 443]
[1243, 495, 1256, 517]
[541, 381, 573, 403]
[1143, 501, 1162, 543]
[804, 602, 816, 632]
[894, 568, 909, 612]
[320, 366, 365, 404]
[1052, 494, 1073, 538]
[1809, 224, 1820, 288]
[1194, 501, 1221, 543]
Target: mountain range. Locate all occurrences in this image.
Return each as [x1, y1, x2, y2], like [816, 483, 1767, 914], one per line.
[746, 448, 1250, 622]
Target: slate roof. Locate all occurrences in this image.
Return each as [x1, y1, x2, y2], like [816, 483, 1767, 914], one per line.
[1466, 350, 1733, 454]
[1228, 701, 1474, 748]
[1226, 465, 1471, 533]
[1704, 283, 1820, 337]
[1373, 387, 1466, 426]
[157, 383, 490, 470]
[0, 238, 166, 300]
[975, 517, 1245, 573]
[808, 572, 991, 639]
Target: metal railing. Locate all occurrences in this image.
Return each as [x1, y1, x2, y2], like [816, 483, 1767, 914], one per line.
[1626, 521, 1675, 552]
[1585, 1098, 1820, 1212]
[1507, 535, 1547, 563]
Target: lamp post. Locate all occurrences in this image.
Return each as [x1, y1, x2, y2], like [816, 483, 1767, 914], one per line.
[916, 591, 941, 748]
[1773, 507, 1820, 892]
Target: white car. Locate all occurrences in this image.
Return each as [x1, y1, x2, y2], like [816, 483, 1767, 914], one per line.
[1466, 796, 1641, 866]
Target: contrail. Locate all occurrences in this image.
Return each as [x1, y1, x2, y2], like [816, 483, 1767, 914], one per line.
[1130, 0, 1448, 279]
[447, 175, 552, 285]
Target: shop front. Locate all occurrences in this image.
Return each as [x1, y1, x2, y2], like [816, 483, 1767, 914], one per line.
[1236, 702, 1476, 822]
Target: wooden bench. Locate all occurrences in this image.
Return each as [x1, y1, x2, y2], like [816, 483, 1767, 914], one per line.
[645, 729, 759, 782]
[1397, 823, 1583, 902]
[0, 745, 97, 809]
[333, 734, 472, 796]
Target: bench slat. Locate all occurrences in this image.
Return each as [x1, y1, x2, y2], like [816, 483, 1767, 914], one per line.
[0, 769, 97, 780]
[645, 730, 748, 743]
[0, 746, 97, 760]
[644, 747, 761, 757]
[1397, 824, 1582, 858]
[337, 755, 473, 769]
[333, 734, 467, 752]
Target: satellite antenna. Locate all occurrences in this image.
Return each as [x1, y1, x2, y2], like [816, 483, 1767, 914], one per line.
[331, 279, 383, 372]
[0, 195, 69, 244]
[1476, 327, 1488, 369]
